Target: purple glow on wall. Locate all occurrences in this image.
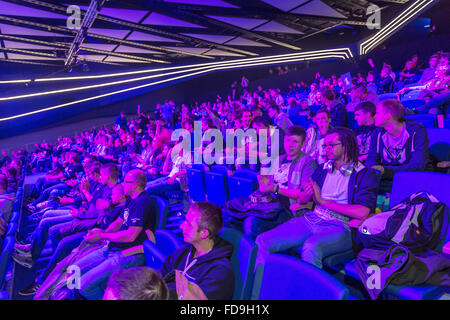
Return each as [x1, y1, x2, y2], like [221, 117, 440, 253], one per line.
[206, 16, 268, 30]
[0, 1, 67, 19]
[143, 12, 205, 28]
[163, 0, 238, 8]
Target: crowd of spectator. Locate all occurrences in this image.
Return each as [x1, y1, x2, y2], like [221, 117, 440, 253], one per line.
[0, 49, 448, 300]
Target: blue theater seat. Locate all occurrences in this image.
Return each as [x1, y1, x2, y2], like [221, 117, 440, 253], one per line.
[402, 99, 425, 110]
[151, 196, 169, 230]
[219, 228, 257, 300]
[205, 165, 230, 207]
[186, 167, 207, 201]
[378, 93, 398, 101]
[143, 229, 184, 271]
[255, 254, 349, 300]
[228, 169, 258, 200]
[427, 128, 450, 162]
[0, 236, 14, 289]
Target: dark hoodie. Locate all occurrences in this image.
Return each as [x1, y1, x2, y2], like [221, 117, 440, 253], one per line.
[365, 119, 431, 179]
[160, 236, 234, 300]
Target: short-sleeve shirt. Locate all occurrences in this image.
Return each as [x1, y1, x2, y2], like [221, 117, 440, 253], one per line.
[108, 192, 156, 250]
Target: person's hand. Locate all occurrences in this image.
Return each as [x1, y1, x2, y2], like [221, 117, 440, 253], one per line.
[84, 229, 103, 243]
[371, 165, 385, 176]
[303, 178, 323, 204]
[60, 196, 74, 205]
[368, 58, 375, 68]
[69, 207, 80, 218]
[80, 177, 90, 192]
[0, 217, 6, 237]
[175, 270, 208, 300]
[167, 176, 176, 184]
[66, 179, 78, 187]
[258, 174, 275, 194]
[147, 168, 157, 175]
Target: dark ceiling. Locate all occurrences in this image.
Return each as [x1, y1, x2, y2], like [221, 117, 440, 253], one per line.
[0, 0, 426, 68]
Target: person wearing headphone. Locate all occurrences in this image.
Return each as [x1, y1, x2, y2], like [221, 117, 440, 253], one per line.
[254, 127, 378, 270]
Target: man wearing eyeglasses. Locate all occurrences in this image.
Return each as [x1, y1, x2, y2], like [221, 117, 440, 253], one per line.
[60, 169, 157, 300]
[255, 127, 378, 271]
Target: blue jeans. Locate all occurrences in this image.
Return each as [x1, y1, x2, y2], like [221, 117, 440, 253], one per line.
[255, 213, 352, 269]
[30, 210, 72, 260]
[35, 232, 85, 285]
[223, 208, 293, 241]
[31, 183, 70, 206]
[145, 176, 180, 197]
[73, 245, 146, 300]
[416, 92, 450, 114]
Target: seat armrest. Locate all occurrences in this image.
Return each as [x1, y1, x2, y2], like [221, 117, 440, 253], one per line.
[349, 219, 362, 229]
[443, 242, 450, 255]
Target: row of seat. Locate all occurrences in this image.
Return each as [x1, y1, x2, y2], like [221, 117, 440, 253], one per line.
[0, 157, 27, 300]
[144, 170, 450, 300]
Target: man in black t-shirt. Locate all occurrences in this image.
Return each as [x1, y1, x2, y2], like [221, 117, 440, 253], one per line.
[65, 169, 156, 300]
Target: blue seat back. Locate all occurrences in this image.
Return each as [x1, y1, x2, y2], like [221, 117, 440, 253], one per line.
[219, 228, 257, 300]
[186, 168, 206, 201]
[401, 99, 425, 110]
[228, 169, 258, 200]
[0, 236, 14, 289]
[427, 128, 450, 162]
[390, 171, 450, 249]
[257, 254, 349, 300]
[378, 93, 398, 101]
[143, 230, 184, 270]
[205, 171, 229, 206]
[150, 196, 169, 229]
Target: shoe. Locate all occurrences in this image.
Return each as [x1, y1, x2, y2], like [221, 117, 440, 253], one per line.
[12, 252, 34, 269]
[26, 204, 37, 213]
[14, 243, 31, 254]
[18, 282, 41, 297]
[36, 201, 50, 210]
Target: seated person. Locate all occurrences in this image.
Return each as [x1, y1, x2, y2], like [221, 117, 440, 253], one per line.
[255, 127, 378, 270]
[302, 108, 332, 165]
[12, 162, 103, 268]
[398, 63, 449, 114]
[353, 102, 378, 163]
[368, 59, 395, 94]
[365, 99, 431, 192]
[346, 84, 379, 112]
[51, 169, 156, 300]
[223, 126, 317, 240]
[19, 182, 126, 297]
[268, 103, 293, 133]
[145, 143, 190, 197]
[419, 54, 439, 84]
[399, 60, 421, 85]
[0, 175, 15, 223]
[319, 86, 348, 128]
[161, 201, 234, 300]
[103, 267, 169, 300]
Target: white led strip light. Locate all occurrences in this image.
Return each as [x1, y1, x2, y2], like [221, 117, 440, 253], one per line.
[0, 48, 353, 85]
[0, 52, 350, 121]
[0, 49, 352, 101]
[360, 0, 435, 55]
